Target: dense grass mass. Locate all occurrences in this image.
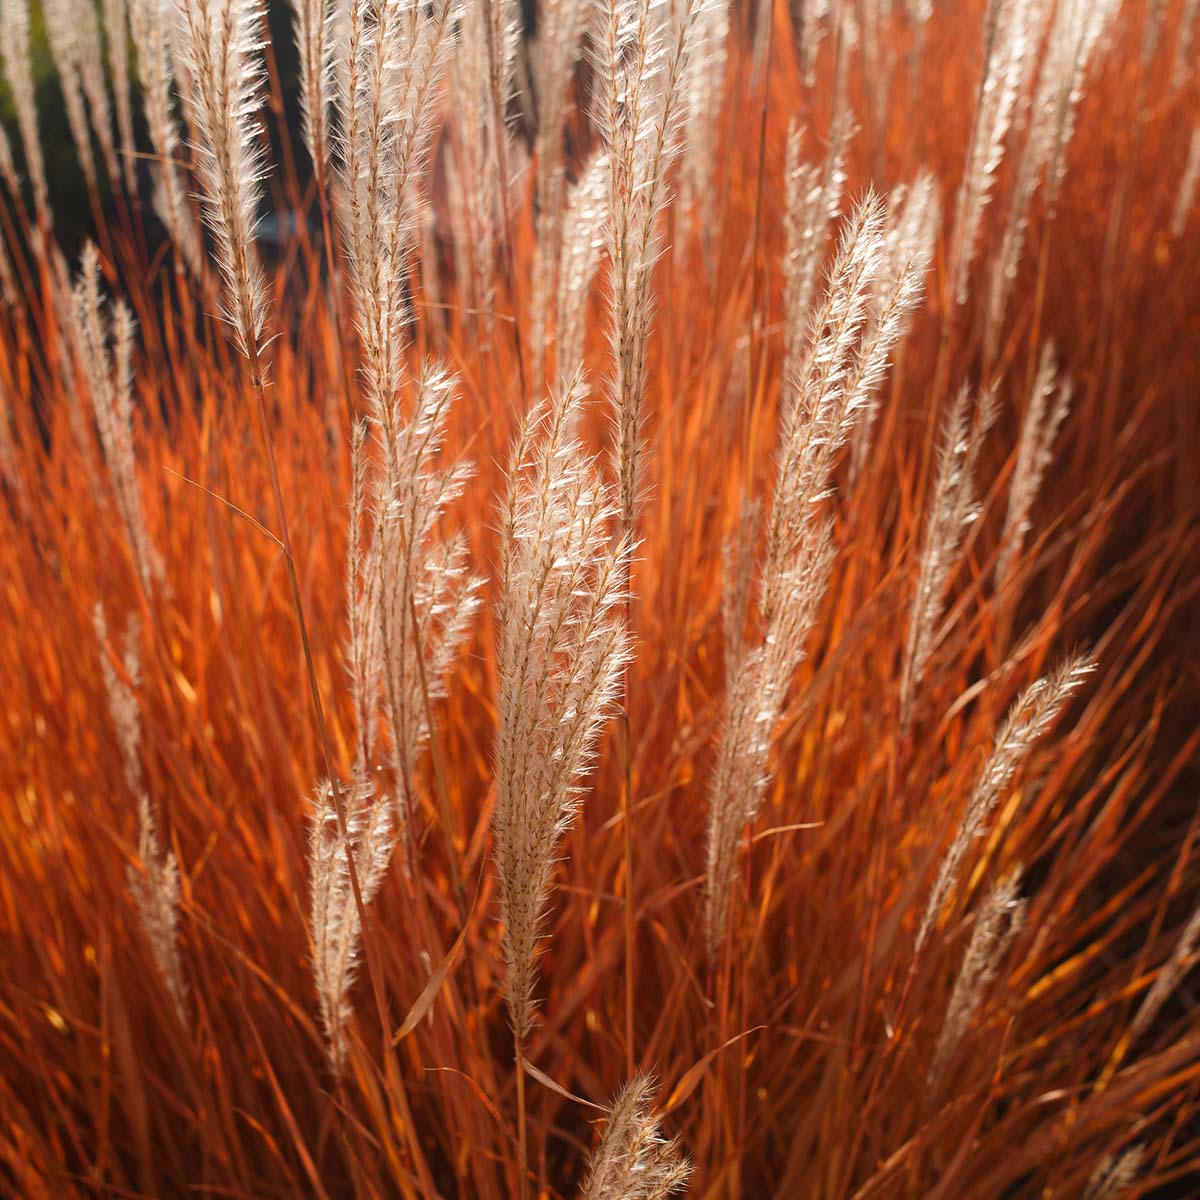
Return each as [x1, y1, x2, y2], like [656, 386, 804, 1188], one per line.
[1, 0, 1199, 1196]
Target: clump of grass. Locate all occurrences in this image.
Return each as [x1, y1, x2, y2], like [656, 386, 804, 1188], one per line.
[0, 0, 1199, 1196]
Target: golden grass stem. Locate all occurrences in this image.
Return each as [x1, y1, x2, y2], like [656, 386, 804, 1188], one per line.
[516, 1034, 529, 1200]
[622, 640, 637, 1079]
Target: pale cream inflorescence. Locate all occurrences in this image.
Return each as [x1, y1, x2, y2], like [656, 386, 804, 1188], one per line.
[579, 1074, 692, 1200]
[493, 374, 631, 1040]
[706, 188, 931, 957]
[916, 654, 1095, 954]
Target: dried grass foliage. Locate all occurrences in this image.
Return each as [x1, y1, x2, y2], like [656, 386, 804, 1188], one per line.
[0, 0, 1199, 1196]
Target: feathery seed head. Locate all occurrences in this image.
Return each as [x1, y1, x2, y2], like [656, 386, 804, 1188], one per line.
[289, 0, 335, 174]
[172, 0, 271, 358]
[95, 602, 185, 1019]
[357, 361, 481, 872]
[929, 868, 1026, 1091]
[996, 342, 1073, 592]
[129, 0, 204, 274]
[948, 0, 1047, 306]
[71, 245, 163, 593]
[595, 0, 711, 529]
[706, 189, 924, 959]
[1127, 896, 1200, 1047]
[0, 0, 50, 222]
[900, 382, 996, 730]
[917, 653, 1094, 952]
[102, 0, 139, 193]
[494, 373, 631, 1037]
[579, 1075, 692, 1200]
[1084, 1146, 1146, 1200]
[309, 776, 393, 1069]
